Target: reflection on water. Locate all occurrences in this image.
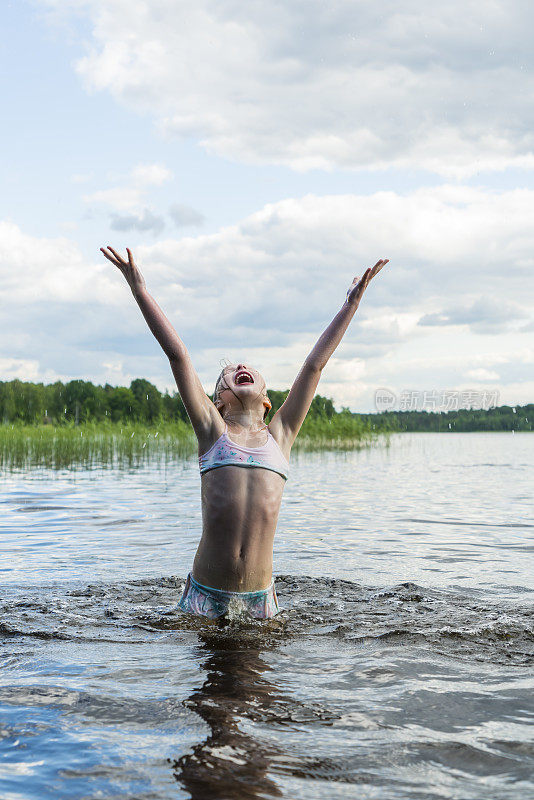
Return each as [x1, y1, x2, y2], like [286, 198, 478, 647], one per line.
[0, 434, 533, 799]
[174, 631, 283, 800]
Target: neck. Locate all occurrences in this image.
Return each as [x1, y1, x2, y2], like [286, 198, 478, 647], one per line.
[224, 410, 266, 430]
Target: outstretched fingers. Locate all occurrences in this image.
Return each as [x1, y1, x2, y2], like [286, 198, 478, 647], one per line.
[347, 259, 388, 306]
[357, 267, 372, 293]
[100, 246, 121, 264]
[361, 258, 388, 288]
[100, 247, 120, 266]
[100, 246, 134, 274]
[106, 246, 127, 264]
[370, 258, 389, 279]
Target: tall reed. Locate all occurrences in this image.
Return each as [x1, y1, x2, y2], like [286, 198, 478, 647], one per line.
[0, 415, 390, 470]
[0, 421, 196, 470]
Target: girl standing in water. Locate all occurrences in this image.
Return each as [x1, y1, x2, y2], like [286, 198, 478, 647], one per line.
[101, 246, 388, 620]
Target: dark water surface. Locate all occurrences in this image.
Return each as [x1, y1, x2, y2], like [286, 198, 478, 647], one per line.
[0, 433, 533, 799]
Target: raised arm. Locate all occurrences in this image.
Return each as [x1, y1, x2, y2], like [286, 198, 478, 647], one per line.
[270, 259, 388, 446]
[100, 246, 218, 440]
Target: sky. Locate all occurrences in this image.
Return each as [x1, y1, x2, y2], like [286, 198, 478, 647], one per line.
[1, 0, 533, 412]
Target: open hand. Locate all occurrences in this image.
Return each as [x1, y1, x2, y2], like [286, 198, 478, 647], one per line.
[100, 246, 146, 295]
[346, 259, 388, 308]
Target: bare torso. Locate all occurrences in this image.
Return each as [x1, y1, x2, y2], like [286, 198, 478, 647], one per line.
[192, 421, 290, 591]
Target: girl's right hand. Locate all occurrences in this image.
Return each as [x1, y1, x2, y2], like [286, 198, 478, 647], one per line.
[100, 246, 146, 295]
[345, 258, 388, 308]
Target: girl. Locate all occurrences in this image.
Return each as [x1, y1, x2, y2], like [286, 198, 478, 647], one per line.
[100, 246, 388, 620]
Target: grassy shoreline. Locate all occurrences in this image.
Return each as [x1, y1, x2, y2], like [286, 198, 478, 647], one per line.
[0, 416, 388, 470]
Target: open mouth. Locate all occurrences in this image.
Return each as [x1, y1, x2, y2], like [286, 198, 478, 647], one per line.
[235, 371, 254, 385]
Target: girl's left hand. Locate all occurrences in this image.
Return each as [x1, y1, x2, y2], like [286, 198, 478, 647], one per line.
[100, 246, 147, 296]
[346, 259, 389, 308]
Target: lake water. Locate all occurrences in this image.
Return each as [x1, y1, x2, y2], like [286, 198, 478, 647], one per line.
[0, 433, 532, 799]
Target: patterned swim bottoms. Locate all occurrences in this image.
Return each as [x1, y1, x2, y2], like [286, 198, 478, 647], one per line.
[179, 573, 280, 620]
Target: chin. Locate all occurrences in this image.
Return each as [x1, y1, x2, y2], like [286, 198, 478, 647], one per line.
[233, 384, 256, 394]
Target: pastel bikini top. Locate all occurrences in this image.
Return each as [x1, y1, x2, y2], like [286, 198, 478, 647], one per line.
[199, 424, 289, 481]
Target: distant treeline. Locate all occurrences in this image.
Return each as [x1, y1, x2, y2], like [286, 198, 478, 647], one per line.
[357, 405, 533, 432]
[2, 379, 530, 433]
[0, 378, 339, 426]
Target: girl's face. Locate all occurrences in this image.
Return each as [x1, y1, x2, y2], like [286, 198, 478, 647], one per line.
[215, 363, 270, 414]
[218, 363, 264, 396]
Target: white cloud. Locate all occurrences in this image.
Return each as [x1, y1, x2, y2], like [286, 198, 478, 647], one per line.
[466, 368, 501, 381]
[111, 208, 165, 235]
[168, 204, 205, 229]
[0, 357, 42, 381]
[137, 186, 534, 324]
[83, 162, 173, 214]
[419, 298, 529, 334]
[133, 186, 534, 405]
[0, 220, 120, 304]
[131, 163, 172, 187]
[41, 0, 534, 175]
[2, 184, 534, 407]
[84, 186, 143, 212]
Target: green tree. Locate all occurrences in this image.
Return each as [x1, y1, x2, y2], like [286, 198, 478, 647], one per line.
[107, 386, 137, 422]
[162, 390, 189, 423]
[130, 378, 163, 423]
[0, 381, 16, 422]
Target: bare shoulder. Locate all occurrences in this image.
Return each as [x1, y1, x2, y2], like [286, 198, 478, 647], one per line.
[267, 416, 293, 461]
